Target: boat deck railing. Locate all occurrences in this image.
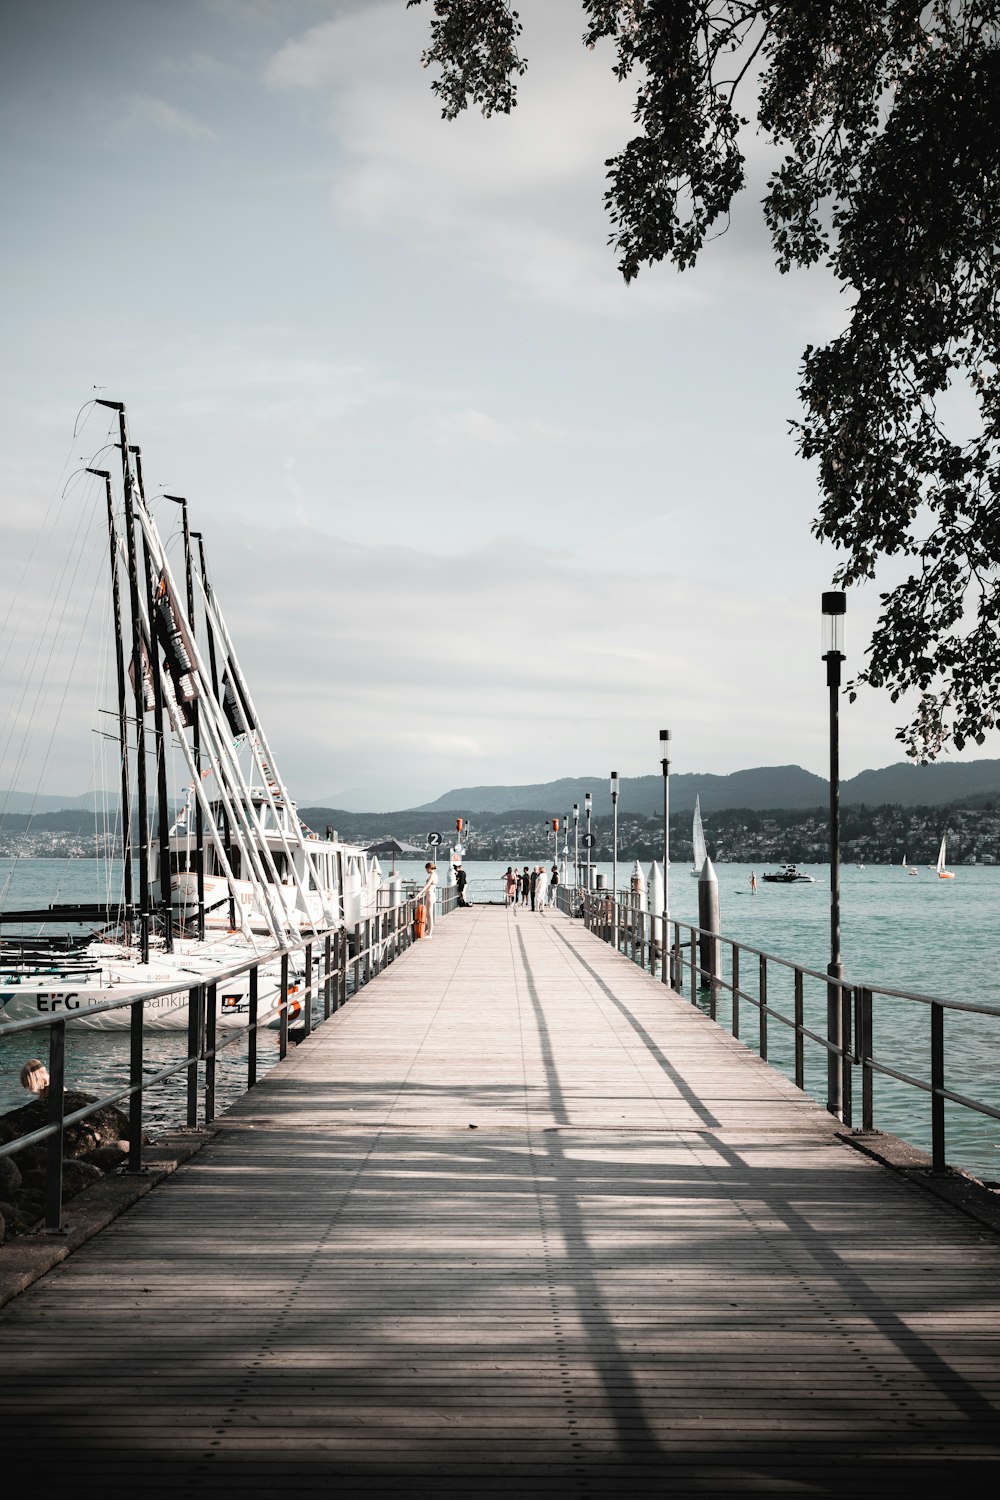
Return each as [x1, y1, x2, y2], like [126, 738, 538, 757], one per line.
[0, 885, 457, 1235]
[560, 885, 1000, 1179]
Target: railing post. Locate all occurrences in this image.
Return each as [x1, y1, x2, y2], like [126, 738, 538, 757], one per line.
[794, 968, 804, 1090]
[279, 954, 289, 1059]
[43, 1018, 67, 1234]
[127, 998, 145, 1173]
[324, 933, 332, 1020]
[931, 1001, 945, 1171]
[205, 982, 217, 1125]
[840, 980, 853, 1128]
[304, 941, 313, 1036]
[860, 987, 874, 1132]
[248, 966, 259, 1088]
[340, 927, 348, 1007]
[690, 929, 697, 1004]
[353, 922, 361, 995]
[731, 944, 740, 1039]
[759, 955, 768, 1062]
[186, 984, 202, 1126]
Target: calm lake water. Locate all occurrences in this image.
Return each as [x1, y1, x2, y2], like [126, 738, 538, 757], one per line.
[2, 857, 998, 1185]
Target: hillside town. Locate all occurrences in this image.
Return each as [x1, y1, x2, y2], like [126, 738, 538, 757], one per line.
[2, 801, 997, 866]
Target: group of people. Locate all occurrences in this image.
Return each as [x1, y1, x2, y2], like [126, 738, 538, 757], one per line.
[415, 859, 562, 939]
[504, 864, 559, 913]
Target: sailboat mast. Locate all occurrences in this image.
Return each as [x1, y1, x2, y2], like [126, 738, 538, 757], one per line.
[192, 530, 235, 930]
[167, 497, 205, 941]
[131, 446, 174, 953]
[98, 401, 150, 962]
[89, 467, 133, 924]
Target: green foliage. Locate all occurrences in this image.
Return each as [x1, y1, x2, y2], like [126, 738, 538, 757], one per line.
[409, 1, 1000, 760]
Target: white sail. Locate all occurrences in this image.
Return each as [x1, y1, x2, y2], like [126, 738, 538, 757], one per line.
[691, 796, 707, 877]
[936, 835, 946, 873]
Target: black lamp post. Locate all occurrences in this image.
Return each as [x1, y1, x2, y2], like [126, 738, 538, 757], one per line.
[572, 802, 579, 890]
[610, 771, 620, 901]
[659, 729, 671, 985]
[584, 791, 592, 890]
[822, 590, 846, 1117]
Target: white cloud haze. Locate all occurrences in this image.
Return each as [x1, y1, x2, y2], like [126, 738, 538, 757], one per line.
[0, 0, 994, 811]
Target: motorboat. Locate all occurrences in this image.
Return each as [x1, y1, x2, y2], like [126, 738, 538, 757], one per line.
[761, 864, 815, 883]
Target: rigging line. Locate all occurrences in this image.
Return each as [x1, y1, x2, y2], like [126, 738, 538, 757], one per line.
[0, 417, 114, 671]
[0, 482, 105, 806]
[0, 467, 107, 777]
[1, 495, 108, 826]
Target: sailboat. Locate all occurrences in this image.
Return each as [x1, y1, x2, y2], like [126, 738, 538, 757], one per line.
[936, 835, 955, 879]
[0, 403, 382, 1030]
[903, 852, 918, 875]
[690, 796, 707, 877]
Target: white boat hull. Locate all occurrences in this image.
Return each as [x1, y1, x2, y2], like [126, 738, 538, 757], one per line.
[0, 940, 304, 1032]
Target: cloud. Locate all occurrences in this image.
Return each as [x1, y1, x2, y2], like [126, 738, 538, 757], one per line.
[262, 1, 847, 328]
[265, 4, 703, 316]
[119, 93, 217, 142]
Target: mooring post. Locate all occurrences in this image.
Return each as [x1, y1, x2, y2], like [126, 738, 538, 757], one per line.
[697, 857, 721, 1012]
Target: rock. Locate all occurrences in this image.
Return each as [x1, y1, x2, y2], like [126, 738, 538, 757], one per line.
[0, 1210, 5, 1245]
[0, 1198, 16, 1222]
[60, 1160, 103, 1201]
[82, 1144, 129, 1173]
[0, 1154, 22, 1194]
[20, 1169, 47, 1195]
[0, 1119, 18, 1146]
[1, 1092, 133, 1159]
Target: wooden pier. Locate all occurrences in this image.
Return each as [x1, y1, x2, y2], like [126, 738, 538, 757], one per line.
[2, 905, 999, 1495]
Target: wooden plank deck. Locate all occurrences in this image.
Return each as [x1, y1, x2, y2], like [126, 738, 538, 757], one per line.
[2, 904, 999, 1496]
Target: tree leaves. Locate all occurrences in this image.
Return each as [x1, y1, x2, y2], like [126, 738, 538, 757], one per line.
[412, 1, 1000, 758]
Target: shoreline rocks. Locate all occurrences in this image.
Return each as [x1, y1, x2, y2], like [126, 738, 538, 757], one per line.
[0, 1091, 145, 1242]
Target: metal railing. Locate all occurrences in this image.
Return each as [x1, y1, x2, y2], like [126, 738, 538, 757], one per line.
[577, 888, 1000, 1177]
[0, 888, 451, 1234]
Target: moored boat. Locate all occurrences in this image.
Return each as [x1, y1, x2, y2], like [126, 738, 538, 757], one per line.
[0, 402, 382, 1031]
[761, 864, 815, 883]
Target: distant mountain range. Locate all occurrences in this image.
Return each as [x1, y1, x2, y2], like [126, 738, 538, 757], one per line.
[7, 760, 1000, 825]
[0, 789, 121, 815]
[411, 760, 1000, 817]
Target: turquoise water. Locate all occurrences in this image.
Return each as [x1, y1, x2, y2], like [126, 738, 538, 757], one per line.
[3, 857, 999, 1183]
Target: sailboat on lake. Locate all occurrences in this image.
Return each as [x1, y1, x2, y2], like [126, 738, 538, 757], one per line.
[690, 796, 707, 876]
[936, 835, 955, 879]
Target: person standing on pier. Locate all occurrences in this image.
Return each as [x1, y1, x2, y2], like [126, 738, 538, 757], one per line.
[420, 861, 437, 937]
[505, 867, 517, 906]
[520, 867, 531, 906]
[529, 865, 539, 912]
[550, 863, 559, 911]
[455, 864, 469, 907]
[536, 865, 547, 915]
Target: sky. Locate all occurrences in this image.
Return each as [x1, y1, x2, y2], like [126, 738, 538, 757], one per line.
[2, 0, 996, 813]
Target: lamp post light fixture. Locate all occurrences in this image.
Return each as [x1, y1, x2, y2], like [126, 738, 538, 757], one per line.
[822, 590, 847, 1118]
[584, 791, 592, 891]
[610, 771, 620, 902]
[659, 730, 671, 986]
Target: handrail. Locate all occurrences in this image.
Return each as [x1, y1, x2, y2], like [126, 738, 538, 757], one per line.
[576, 887, 998, 1179]
[0, 888, 445, 1234]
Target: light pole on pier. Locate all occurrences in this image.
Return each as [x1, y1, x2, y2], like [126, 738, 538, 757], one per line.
[822, 591, 846, 1118]
[584, 791, 592, 891]
[572, 803, 579, 890]
[660, 729, 671, 986]
[610, 771, 620, 902]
